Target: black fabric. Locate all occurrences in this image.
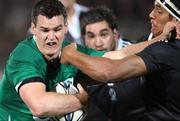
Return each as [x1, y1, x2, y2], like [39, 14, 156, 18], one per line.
[137, 40, 180, 120]
[18, 77, 44, 93]
[75, 71, 146, 121]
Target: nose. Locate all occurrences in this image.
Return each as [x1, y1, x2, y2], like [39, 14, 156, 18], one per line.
[94, 37, 103, 49]
[149, 9, 155, 20]
[48, 31, 55, 40]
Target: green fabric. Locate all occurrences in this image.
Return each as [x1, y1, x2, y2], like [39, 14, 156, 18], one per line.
[0, 36, 105, 121]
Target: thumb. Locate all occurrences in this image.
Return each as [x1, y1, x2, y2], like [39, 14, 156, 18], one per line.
[77, 83, 83, 92]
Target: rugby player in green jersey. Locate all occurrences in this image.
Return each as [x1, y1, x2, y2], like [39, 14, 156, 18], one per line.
[0, 0, 104, 120]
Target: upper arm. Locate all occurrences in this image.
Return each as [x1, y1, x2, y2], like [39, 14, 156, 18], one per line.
[106, 55, 147, 81]
[19, 82, 46, 114]
[103, 49, 128, 60]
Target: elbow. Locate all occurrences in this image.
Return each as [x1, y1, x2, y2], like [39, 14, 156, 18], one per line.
[29, 100, 47, 117]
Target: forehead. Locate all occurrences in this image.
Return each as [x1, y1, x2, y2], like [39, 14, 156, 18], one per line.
[36, 15, 65, 26]
[86, 20, 112, 33]
[154, 1, 167, 12]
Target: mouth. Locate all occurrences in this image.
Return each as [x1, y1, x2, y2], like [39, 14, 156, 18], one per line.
[150, 20, 157, 28]
[45, 42, 59, 50]
[46, 42, 56, 47]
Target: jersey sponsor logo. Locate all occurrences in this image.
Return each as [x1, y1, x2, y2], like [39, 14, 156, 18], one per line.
[62, 77, 74, 87]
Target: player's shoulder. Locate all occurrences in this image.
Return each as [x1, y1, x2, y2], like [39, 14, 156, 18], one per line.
[9, 36, 43, 62]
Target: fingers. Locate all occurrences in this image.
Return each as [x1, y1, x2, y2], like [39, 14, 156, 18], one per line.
[176, 21, 180, 39]
[77, 83, 84, 93]
[75, 83, 89, 107]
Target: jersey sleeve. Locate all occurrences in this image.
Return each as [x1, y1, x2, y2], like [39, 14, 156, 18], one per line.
[6, 43, 45, 92]
[136, 42, 175, 74]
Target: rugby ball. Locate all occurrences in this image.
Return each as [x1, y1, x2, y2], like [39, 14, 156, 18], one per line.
[51, 82, 87, 121]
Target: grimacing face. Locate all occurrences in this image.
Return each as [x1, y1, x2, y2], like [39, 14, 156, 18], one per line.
[85, 20, 118, 51]
[149, 1, 172, 37]
[31, 15, 67, 61]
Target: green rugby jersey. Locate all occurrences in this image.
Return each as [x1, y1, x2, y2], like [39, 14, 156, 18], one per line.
[0, 36, 105, 121]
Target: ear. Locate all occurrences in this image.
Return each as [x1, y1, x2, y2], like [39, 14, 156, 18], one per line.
[113, 29, 120, 42]
[31, 23, 36, 35]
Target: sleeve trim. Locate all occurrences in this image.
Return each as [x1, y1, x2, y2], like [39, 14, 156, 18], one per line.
[16, 77, 44, 93]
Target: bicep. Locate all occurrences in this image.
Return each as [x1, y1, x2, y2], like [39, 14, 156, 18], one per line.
[103, 49, 128, 60]
[109, 55, 147, 81]
[19, 82, 46, 111]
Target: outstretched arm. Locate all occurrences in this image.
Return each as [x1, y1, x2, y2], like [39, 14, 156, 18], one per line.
[60, 21, 176, 81]
[61, 45, 146, 82]
[104, 21, 178, 59]
[103, 32, 167, 60]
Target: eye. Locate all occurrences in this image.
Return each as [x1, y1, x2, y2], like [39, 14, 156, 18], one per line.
[41, 29, 49, 32]
[86, 33, 95, 39]
[54, 27, 62, 32]
[154, 6, 162, 14]
[101, 32, 108, 37]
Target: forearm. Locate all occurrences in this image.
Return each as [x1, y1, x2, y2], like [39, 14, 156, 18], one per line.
[65, 50, 114, 81]
[20, 83, 83, 117]
[64, 50, 146, 82]
[103, 34, 166, 60]
[36, 92, 82, 116]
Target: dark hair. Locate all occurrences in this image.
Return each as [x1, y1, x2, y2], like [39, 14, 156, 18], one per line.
[31, 0, 67, 26]
[80, 6, 119, 36]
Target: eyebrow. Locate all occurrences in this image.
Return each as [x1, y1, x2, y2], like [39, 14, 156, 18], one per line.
[156, 4, 162, 9]
[100, 28, 109, 33]
[86, 28, 109, 35]
[40, 25, 63, 29]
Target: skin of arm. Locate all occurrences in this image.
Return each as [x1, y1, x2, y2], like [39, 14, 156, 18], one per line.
[104, 21, 178, 60]
[61, 44, 146, 81]
[60, 21, 177, 81]
[103, 33, 167, 60]
[19, 82, 88, 117]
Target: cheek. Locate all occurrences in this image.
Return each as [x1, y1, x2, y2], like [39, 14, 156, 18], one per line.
[104, 38, 113, 48]
[57, 31, 66, 40]
[85, 39, 94, 47]
[108, 38, 116, 49]
[158, 17, 170, 30]
[36, 32, 47, 41]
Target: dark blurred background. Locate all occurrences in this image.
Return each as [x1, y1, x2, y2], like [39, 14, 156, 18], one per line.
[0, 0, 154, 77]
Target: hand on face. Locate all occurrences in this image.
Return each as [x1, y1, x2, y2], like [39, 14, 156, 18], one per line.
[161, 21, 177, 40]
[60, 43, 77, 64]
[176, 21, 180, 39]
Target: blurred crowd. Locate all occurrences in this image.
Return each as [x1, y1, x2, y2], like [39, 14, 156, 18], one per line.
[0, 0, 153, 78]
